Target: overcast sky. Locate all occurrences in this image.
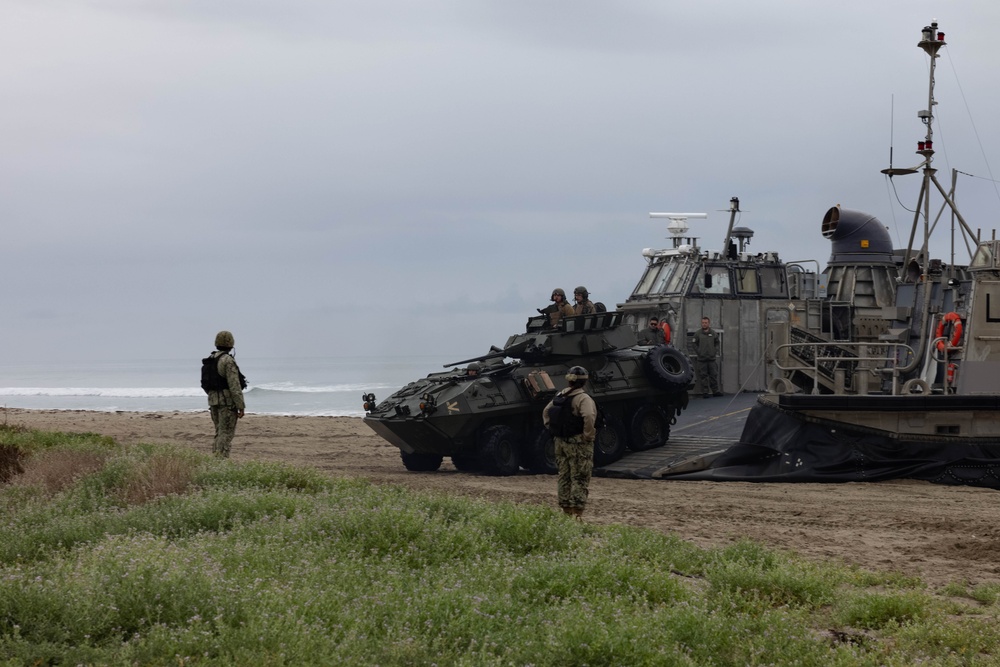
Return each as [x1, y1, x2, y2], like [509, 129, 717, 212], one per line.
[3, 1, 999, 364]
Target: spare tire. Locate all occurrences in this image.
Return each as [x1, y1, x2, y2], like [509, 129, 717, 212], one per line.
[644, 345, 694, 391]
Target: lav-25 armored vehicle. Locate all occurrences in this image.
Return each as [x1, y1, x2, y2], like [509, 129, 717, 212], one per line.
[363, 310, 692, 475]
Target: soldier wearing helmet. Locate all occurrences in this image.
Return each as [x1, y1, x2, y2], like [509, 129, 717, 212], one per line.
[546, 288, 575, 328]
[205, 330, 247, 458]
[573, 286, 596, 316]
[542, 365, 598, 519]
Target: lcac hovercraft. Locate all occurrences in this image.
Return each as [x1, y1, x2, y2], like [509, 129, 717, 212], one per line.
[660, 20, 1000, 488]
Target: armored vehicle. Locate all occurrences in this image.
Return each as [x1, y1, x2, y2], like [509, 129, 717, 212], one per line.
[363, 310, 692, 475]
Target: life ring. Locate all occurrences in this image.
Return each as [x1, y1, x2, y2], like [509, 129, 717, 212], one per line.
[935, 312, 963, 352]
[901, 378, 930, 395]
[661, 322, 671, 345]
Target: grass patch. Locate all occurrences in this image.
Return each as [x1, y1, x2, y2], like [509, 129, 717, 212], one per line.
[1, 427, 999, 665]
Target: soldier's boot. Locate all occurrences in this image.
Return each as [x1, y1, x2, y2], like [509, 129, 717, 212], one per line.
[561, 506, 574, 516]
[571, 507, 584, 520]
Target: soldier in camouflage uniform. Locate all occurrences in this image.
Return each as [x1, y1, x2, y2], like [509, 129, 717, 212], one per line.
[207, 330, 246, 458]
[548, 288, 576, 328]
[543, 365, 598, 519]
[572, 286, 596, 315]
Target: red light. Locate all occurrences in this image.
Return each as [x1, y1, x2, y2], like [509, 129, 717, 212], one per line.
[918, 141, 926, 151]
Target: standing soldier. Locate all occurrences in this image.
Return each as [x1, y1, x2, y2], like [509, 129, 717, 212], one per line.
[692, 317, 723, 398]
[547, 288, 575, 328]
[572, 286, 596, 315]
[543, 365, 598, 519]
[203, 330, 247, 458]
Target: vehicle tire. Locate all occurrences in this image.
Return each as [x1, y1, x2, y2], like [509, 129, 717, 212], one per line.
[593, 413, 628, 467]
[644, 345, 694, 391]
[400, 452, 443, 472]
[628, 403, 670, 451]
[524, 428, 558, 475]
[479, 425, 521, 476]
[451, 453, 480, 472]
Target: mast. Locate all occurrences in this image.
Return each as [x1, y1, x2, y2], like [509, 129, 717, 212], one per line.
[882, 20, 977, 279]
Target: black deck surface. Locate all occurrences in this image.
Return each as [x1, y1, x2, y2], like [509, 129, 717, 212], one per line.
[595, 392, 758, 479]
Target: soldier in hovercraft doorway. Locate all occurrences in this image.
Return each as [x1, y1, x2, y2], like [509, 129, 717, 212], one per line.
[692, 317, 723, 398]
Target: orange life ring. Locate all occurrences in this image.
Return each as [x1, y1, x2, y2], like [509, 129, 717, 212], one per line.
[935, 312, 963, 352]
[661, 322, 671, 345]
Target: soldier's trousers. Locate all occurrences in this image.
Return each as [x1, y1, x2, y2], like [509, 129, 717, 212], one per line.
[555, 435, 594, 509]
[210, 405, 239, 458]
[696, 358, 720, 395]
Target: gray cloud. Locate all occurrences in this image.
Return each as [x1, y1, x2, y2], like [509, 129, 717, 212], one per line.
[2, 2, 999, 364]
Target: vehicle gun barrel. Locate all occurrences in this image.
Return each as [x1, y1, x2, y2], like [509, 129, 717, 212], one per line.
[444, 340, 532, 367]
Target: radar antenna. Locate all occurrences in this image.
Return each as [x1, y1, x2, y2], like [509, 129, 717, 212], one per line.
[649, 211, 707, 249]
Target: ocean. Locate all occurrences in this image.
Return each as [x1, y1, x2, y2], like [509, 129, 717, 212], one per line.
[0, 356, 460, 417]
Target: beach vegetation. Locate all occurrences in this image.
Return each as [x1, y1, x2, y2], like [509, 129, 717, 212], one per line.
[0, 426, 998, 665]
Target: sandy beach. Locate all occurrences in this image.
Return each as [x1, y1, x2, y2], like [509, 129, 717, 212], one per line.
[4, 407, 999, 589]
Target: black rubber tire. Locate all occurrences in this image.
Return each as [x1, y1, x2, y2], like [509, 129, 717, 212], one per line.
[593, 413, 628, 467]
[400, 452, 443, 472]
[450, 454, 480, 472]
[644, 345, 694, 391]
[523, 428, 558, 475]
[628, 403, 671, 451]
[479, 425, 521, 476]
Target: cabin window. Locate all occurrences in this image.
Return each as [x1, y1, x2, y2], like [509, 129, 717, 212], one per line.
[633, 264, 661, 296]
[653, 262, 691, 294]
[734, 268, 760, 295]
[693, 265, 731, 295]
[759, 267, 788, 297]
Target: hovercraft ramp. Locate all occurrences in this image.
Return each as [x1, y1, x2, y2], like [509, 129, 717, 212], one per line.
[595, 392, 757, 480]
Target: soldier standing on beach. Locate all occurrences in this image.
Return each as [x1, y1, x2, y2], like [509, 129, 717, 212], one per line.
[543, 366, 598, 519]
[203, 330, 247, 458]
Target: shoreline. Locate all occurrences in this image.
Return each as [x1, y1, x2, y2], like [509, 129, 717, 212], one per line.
[3, 407, 1000, 588]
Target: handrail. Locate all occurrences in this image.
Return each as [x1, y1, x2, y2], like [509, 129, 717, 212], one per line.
[773, 342, 917, 395]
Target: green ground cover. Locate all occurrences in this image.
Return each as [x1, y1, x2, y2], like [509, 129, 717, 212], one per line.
[1, 424, 998, 666]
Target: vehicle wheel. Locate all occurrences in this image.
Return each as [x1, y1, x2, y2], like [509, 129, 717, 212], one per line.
[628, 403, 670, 451]
[644, 345, 694, 391]
[593, 413, 627, 467]
[400, 452, 443, 472]
[524, 428, 558, 475]
[479, 425, 521, 476]
[451, 453, 480, 472]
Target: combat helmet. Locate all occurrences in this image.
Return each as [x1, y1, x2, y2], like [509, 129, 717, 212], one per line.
[215, 330, 235, 349]
[573, 286, 589, 299]
[566, 365, 589, 383]
[551, 288, 567, 300]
